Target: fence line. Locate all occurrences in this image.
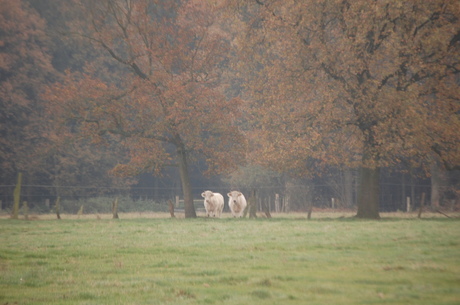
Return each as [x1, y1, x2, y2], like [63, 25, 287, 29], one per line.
[1, 177, 457, 214]
[0, 182, 440, 190]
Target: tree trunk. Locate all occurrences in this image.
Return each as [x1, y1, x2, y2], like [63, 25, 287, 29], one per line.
[177, 144, 196, 218]
[355, 133, 381, 219]
[356, 166, 380, 219]
[343, 168, 354, 207]
[248, 189, 257, 218]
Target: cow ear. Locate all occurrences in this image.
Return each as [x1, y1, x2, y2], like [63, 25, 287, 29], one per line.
[210, 193, 214, 197]
[238, 192, 242, 196]
[227, 193, 231, 197]
[201, 192, 206, 198]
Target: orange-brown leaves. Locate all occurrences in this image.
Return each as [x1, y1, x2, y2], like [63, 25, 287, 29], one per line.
[45, 0, 246, 178]
[235, 0, 460, 175]
[0, 0, 56, 182]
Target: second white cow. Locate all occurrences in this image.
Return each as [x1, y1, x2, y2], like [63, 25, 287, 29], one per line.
[201, 190, 224, 218]
[227, 191, 247, 218]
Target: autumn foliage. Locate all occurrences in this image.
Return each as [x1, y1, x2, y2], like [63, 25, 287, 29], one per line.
[232, 0, 460, 218]
[1, 0, 459, 218]
[44, 0, 246, 217]
[0, 0, 54, 185]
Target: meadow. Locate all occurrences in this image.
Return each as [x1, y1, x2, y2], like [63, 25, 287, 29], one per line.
[0, 213, 459, 304]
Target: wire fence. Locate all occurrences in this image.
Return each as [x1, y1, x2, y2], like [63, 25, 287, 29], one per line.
[0, 182, 458, 217]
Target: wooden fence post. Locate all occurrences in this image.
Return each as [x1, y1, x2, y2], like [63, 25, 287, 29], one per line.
[284, 195, 290, 213]
[307, 202, 313, 220]
[12, 173, 22, 219]
[23, 201, 29, 220]
[275, 194, 280, 213]
[55, 197, 61, 219]
[417, 192, 426, 219]
[112, 197, 119, 219]
[77, 205, 84, 218]
[168, 200, 175, 218]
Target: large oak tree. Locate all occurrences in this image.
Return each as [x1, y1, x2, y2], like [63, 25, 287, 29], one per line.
[232, 0, 460, 218]
[45, 0, 246, 217]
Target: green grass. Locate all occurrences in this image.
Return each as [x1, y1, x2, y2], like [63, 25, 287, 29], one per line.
[0, 215, 459, 304]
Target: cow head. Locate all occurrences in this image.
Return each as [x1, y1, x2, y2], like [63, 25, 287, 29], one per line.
[202, 190, 214, 204]
[227, 191, 242, 204]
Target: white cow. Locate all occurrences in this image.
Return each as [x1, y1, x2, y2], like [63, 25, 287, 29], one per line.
[227, 191, 247, 218]
[201, 190, 224, 218]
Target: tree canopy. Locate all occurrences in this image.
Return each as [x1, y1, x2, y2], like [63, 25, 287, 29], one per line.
[1, 0, 459, 218]
[0, 0, 58, 188]
[231, 0, 460, 218]
[44, 0, 246, 217]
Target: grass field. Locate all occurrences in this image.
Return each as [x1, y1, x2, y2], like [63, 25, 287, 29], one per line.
[0, 213, 459, 304]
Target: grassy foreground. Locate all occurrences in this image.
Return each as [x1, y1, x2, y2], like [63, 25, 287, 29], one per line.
[0, 214, 459, 304]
